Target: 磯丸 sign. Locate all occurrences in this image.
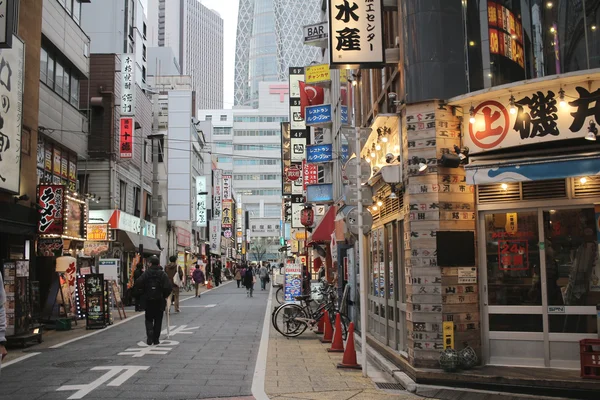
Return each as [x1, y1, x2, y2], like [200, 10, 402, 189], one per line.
[306, 104, 332, 126]
[328, 0, 385, 68]
[307, 144, 333, 163]
[459, 78, 600, 154]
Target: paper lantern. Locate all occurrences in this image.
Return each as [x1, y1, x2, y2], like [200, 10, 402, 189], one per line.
[301, 207, 314, 227]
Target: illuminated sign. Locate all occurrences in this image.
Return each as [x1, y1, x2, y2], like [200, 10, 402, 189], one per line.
[119, 117, 134, 158]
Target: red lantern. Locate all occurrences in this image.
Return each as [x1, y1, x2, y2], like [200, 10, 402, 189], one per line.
[300, 207, 314, 227]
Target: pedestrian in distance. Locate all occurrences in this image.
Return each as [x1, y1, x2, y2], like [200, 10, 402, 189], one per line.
[0, 271, 8, 371]
[165, 255, 184, 312]
[234, 267, 242, 288]
[258, 263, 268, 291]
[213, 261, 222, 287]
[243, 265, 255, 297]
[192, 265, 205, 298]
[134, 256, 172, 346]
[133, 262, 144, 311]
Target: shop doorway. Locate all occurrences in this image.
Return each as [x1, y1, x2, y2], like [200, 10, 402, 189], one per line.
[479, 207, 599, 368]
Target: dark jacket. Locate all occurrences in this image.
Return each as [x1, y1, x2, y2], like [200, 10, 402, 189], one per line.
[242, 268, 254, 288]
[134, 265, 172, 310]
[133, 267, 143, 282]
[192, 268, 205, 284]
[165, 262, 183, 286]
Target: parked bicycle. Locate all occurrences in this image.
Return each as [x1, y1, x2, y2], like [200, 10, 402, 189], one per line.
[272, 282, 350, 339]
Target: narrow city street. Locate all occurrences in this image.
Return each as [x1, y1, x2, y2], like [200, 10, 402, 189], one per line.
[0, 282, 267, 400]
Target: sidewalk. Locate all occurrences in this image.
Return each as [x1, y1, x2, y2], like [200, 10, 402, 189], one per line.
[264, 311, 425, 400]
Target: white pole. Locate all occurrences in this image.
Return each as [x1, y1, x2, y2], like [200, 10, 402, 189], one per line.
[355, 127, 367, 377]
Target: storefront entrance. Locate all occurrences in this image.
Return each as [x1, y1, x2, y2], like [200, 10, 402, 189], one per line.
[479, 206, 600, 368]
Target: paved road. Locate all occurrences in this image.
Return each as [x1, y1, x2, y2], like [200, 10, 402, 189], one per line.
[0, 281, 269, 400]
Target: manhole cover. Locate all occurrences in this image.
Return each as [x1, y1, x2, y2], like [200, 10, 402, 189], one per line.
[53, 358, 115, 368]
[376, 382, 406, 390]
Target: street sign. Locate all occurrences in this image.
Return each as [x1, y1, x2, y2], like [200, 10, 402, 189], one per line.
[345, 186, 373, 206]
[345, 208, 374, 235]
[344, 157, 371, 183]
[286, 165, 302, 181]
[305, 104, 332, 126]
[307, 144, 333, 163]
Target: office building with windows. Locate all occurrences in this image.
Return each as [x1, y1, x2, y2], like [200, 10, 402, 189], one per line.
[147, 0, 224, 109]
[199, 82, 288, 260]
[234, 0, 322, 107]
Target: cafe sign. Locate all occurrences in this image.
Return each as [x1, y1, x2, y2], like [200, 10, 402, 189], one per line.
[460, 79, 600, 154]
[87, 223, 109, 241]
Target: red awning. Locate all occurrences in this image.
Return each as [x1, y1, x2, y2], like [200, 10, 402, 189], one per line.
[310, 206, 336, 242]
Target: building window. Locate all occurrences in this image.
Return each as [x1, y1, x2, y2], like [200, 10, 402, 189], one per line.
[55, 61, 64, 98]
[119, 180, 127, 211]
[213, 127, 231, 135]
[220, 115, 227, 121]
[206, 115, 212, 121]
[133, 187, 141, 217]
[70, 75, 79, 108]
[144, 141, 149, 163]
[217, 157, 232, 163]
[40, 48, 48, 83]
[47, 53, 55, 89]
[145, 192, 152, 221]
[157, 137, 164, 163]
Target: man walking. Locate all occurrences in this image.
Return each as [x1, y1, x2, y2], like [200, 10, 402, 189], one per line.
[0, 271, 8, 370]
[258, 263, 268, 291]
[213, 261, 222, 287]
[165, 255, 184, 312]
[192, 265, 205, 298]
[134, 256, 172, 345]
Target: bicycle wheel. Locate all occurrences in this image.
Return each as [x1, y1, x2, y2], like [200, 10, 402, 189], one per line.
[273, 304, 309, 337]
[275, 287, 285, 304]
[327, 309, 350, 340]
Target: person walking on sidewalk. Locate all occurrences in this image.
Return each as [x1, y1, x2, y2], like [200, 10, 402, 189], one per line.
[243, 265, 255, 297]
[234, 267, 242, 288]
[165, 255, 184, 312]
[134, 256, 172, 345]
[133, 262, 144, 311]
[258, 264, 268, 291]
[192, 265, 205, 298]
[213, 261, 222, 287]
[0, 271, 8, 370]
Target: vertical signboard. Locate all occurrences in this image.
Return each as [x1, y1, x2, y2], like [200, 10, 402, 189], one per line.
[209, 219, 221, 255]
[37, 185, 65, 235]
[196, 176, 207, 227]
[0, 36, 24, 193]
[222, 174, 232, 200]
[120, 54, 135, 115]
[213, 169, 223, 219]
[119, 117, 134, 158]
[222, 199, 233, 229]
[0, 1, 14, 49]
[328, 0, 385, 68]
[281, 123, 292, 195]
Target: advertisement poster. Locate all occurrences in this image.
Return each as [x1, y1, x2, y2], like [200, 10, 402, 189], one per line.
[56, 256, 77, 314]
[284, 263, 302, 302]
[37, 238, 64, 256]
[15, 260, 29, 277]
[3, 261, 16, 336]
[37, 184, 65, 235]
[85, 274, 106, 329]
[76, 276, 87, 317]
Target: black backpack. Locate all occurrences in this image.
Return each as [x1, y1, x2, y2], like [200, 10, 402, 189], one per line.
[146, 272, 164, 301]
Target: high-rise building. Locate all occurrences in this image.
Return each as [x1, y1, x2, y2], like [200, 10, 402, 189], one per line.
[147, 0, 224, 109]
[234, 0, 322, 107]
[199, 82, 288, 261]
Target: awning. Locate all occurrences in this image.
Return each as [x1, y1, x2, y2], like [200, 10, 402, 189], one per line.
[310, 206, 336, 242]
[465, 153, 600, 185]
[119, 231, 162, 255]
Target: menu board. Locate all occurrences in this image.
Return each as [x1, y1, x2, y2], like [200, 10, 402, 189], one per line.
[85, 274, 106, 329]
[284, 264, 302, 302]
[3, 261, 16, 336]
[76, 276, 87, 318]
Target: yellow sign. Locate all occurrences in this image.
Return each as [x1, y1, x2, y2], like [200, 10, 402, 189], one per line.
[443, 321, 454, 350]
[222, 199, 233, 227]
[305, 64, 330, 84]
[340, 69, 348, 83]
[505, 212, 518, 234]
[86, 223, 108, 241]
[293, 230, 307, 240]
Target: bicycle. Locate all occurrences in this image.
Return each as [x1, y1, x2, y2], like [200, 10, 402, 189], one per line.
[272, 284, 350, 339]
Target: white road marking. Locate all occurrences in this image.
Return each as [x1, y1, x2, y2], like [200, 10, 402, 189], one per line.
[117, 340, 179, 357]
[160, 325, 199, 336]
[251, 284, 272, 400]
[56, 366, 149, 399]
[178, 304, 217, 308]
[0, 352, 41, 369]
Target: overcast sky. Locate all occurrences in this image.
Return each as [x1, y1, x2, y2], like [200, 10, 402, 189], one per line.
[142, 0, 239, 109]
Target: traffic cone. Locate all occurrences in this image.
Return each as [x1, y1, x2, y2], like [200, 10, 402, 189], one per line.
[320, 311, 333, 343]
[337, 322, 361, 369]
[327, 313, 345, 353]
[206, 279, 213, 289]
[315, 314, 324, 334]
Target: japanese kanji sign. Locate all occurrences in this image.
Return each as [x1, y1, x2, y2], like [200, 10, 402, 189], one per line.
[120, 54, 135, 115]
[0, 35, 23, 193]
[222, 174, 232, 200]
[37, 184, 65, 235]
[222, 199, 233, 228]
[488, 1, 524, 68]
[306, 104, 332, 126]
[209, 219, 221, 254]
[119, 117, 134, 158]
[303, 160, 318, 190]
[196, 176, 207, 227]
[213, 169, 222, 219]
[307, 143, 333, 163]
[462, 79, 600, 153]
[328, 0, 385, 68]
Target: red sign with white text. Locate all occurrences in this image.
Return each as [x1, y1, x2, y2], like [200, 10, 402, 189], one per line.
[120, 117, 134, 158]
[302, 160, 318, 190]
[38, 185, 65, 235]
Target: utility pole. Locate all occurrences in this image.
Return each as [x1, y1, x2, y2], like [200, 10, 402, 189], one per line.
[137, 125, 144, 257]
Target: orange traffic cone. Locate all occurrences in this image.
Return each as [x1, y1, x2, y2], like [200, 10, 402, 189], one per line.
[320, 311, 333, 343]
[327, 313, 345, 353]
[206, 279, 213, 289]
[315, 314, 324, 334]
[337, 322, 361, 369]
